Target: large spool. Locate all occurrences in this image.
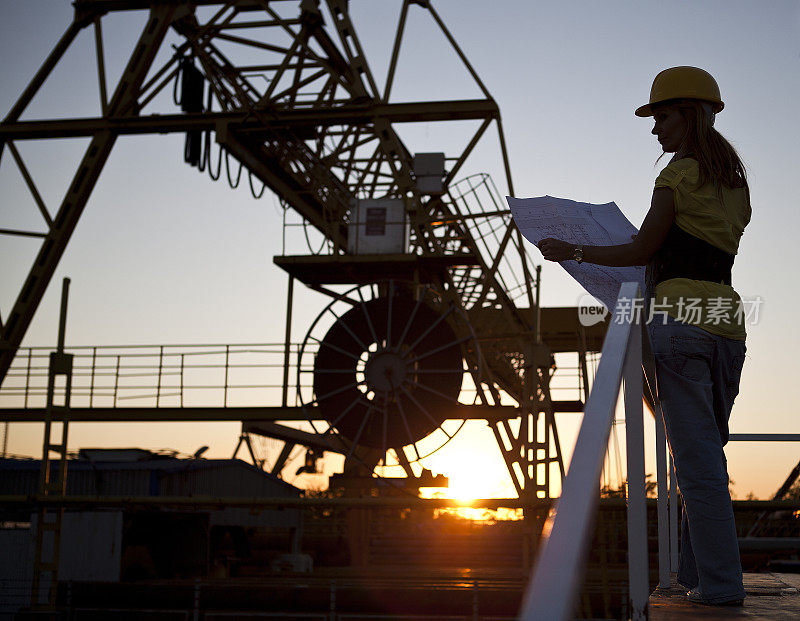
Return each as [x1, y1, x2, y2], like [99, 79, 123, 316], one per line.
[300, 283, 476, 459]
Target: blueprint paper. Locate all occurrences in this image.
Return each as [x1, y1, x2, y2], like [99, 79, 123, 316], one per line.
[506, 195, 645, 311]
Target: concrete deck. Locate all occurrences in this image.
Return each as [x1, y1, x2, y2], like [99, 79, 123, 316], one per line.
[650, 573, 800, 619]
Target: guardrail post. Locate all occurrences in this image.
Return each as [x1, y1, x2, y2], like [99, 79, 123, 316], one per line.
[223, 345, 230, 407]
[623, 309, 648, 620]
[156, 345, 163, 407]
[24, 348, 32, 407]
[669, 455, 679, 570]
[193, 578, 200, 621]
[113, 355, 120, 407]
[519, 281, 640, 621]
[180, 353, 185, 408]
[89, 346, 97, 407]
[282, 274, 294, 408]
[655, 408, 670, 588]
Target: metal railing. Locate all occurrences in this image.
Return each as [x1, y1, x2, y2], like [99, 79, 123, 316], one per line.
[519, 282, 649, 621]
[519, 282, 800, 620]
[0, 341, 487, 412]
[650, 382, 800, 591]
[0, 342, 310, 409]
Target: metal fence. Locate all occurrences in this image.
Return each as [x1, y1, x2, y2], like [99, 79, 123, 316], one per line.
[0, 342, 310, 410]
[0, 340, 495, 412]
[518, 282, 800, 620]
[519, 282, 649, 621]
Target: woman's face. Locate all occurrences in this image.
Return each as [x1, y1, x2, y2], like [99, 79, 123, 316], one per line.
[651, 105, 688, 153]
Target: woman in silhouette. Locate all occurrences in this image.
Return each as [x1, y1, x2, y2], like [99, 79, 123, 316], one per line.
[539, 66, 750, 606]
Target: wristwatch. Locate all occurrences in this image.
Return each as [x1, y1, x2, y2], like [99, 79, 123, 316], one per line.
[573, 246, 584, 264]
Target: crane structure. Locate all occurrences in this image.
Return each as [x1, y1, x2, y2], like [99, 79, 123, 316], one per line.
[0, 0, 603, 505]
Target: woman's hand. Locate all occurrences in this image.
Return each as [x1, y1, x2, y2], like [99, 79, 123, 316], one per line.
[539, 238, 574, 262]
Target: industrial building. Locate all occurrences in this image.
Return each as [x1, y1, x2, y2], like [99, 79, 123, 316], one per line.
[0, 449, 304, 616]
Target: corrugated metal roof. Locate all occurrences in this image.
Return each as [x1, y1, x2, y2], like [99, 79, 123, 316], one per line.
[0, 457, 301, 498]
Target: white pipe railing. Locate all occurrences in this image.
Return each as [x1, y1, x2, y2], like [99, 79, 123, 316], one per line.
[652, 405, 800, 591]
[520, 282, 800, 620]
[519, 281, 649, 621]
[652, 376, 678, 590]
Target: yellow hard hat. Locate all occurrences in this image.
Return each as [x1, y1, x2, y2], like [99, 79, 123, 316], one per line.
[635, 66, 724, 117]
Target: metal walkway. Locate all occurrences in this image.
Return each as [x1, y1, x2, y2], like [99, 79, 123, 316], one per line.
[650, 572, 800, 620]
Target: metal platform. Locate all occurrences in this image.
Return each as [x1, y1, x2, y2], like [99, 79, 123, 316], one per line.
[650, 573, 800, 620]
[273, 253, 481, 285]
[272, 255, 609, 352]
[0, 404, 519, 423]
[470, 306, 609, 353]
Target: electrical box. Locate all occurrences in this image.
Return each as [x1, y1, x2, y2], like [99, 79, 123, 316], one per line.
[413, 152, 446, 195]
[348, 198, 408, 254]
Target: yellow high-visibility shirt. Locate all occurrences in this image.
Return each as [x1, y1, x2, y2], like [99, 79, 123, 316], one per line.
[652, 158, 751, 340]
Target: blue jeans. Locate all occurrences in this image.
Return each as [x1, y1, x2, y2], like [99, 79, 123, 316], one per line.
[648, 315, 747, 603]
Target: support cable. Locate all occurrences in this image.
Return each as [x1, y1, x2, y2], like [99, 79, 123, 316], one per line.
[204, 136, 223, 180]
[225, 151, 242, 188]
[248, 170, 266, 198]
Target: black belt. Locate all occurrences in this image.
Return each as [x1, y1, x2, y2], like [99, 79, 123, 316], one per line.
[646, 223, 734, 292]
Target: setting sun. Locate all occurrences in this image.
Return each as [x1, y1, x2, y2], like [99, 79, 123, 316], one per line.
[442, 454, 508, 500]
[420, 422, 517, 501]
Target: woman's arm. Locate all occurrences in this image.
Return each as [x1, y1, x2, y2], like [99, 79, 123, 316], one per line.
[538, 187, 675, 267]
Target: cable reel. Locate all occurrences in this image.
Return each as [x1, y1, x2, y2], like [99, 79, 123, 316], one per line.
[298, 281, 479, 469]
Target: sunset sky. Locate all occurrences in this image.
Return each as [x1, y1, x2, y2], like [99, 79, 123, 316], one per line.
[1, 0, 799, 500]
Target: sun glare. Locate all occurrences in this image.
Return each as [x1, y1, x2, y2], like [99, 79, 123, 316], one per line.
[415, 423, 522, 519]
[445, 459, 503, 500]
[422, 447, 514, 501]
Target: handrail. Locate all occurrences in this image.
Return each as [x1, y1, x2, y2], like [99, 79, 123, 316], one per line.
[519, 281, 649, 621]
[0, 342, 312, 409]
[0, 341, 486, 410]
[518, 283, 800, 619]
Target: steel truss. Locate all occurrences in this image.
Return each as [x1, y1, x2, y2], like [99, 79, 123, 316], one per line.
[0, 0, 571, 500]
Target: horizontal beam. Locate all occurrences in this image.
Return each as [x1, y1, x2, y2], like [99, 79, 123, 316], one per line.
[273, 253, 481, 286]
[0, 494, 552, 510]
[244, 420, 344, 452]
[550, 400, 584, 413]
[738, 537, 800, 551]
[729, 434, 800, 442]
[470, 306, 609, 353]
[0, 100, 499, 141]
[74, 0, 290, 13]
[0, 494, 792, 510]
[216, 126, 348, 251]
[0, 404, 518, 422]
[0, 406, 315, 422]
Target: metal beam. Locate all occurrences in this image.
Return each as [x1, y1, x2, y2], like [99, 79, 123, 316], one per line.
[2, 22, 84, 126]
[0, 406, 318, 422]
[0, 404, 518, 422]
[0, 494, 790, 510]
[270, 441, 296, 476]
[73, 0, 286, 14]
[0, 493, 554, 510]
[273, 253, 481, 286]
[0, 6, 180, 386]
[0, 100, 499, 141]
[244, 421, 343, 452]
[215, 126, 349, 250]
